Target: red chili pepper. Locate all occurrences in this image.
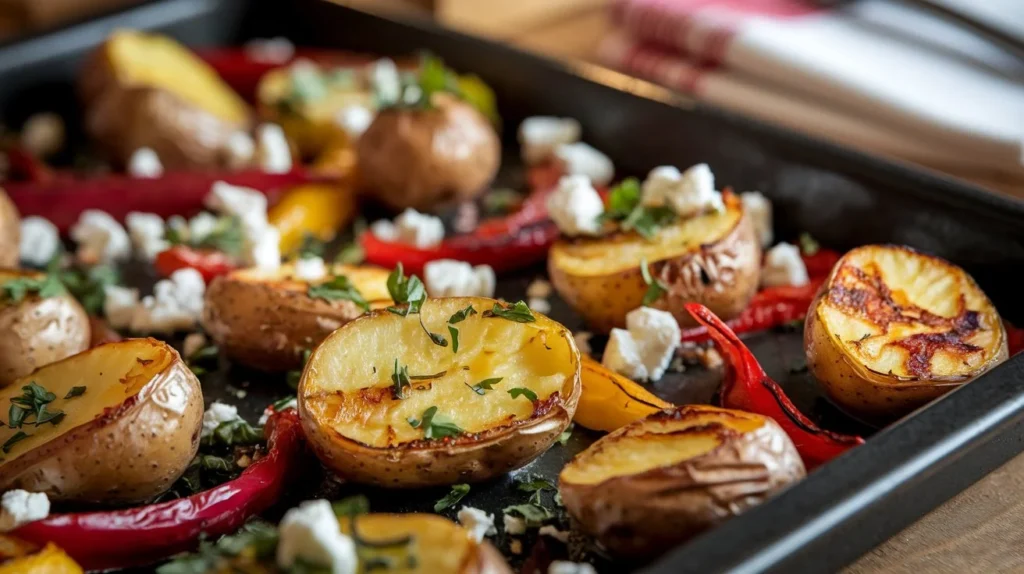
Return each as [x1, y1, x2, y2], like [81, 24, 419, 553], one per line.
[801, 249, 841, 278]
[681, 278, 825, 343]
[4, 146, 53, 183]
[12, 408, 304, 571]
[1004, 320, 1024, 356]
[5, 168, 319, 233]
[686, 303, 863, 470]
[155, 246, 239, 283]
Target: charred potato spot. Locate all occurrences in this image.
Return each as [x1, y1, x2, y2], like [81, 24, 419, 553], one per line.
[202, 263, 391, 371]
[548, 194, 760, 332]
[0, 339, 203, 504]
[299, 297, 580, 487]
[805, 245, 1007, 421]
[0, 270, 90, 388]
[559, 405, 804, 557]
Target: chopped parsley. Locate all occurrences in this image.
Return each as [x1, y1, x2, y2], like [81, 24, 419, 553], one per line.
[64, 386, 86, 399]
[186, 345, 219, 376]
[407, 406, 462, 439]
[799, 232, 820, 256]
[1, 431, 29, 453]
[508, 387, 538, 401]
[297, 234, 326, 260]
[433, 483, 470, 512]
[56, 264, 119, 315]
[483, 300, 535, 323]
[641, 258, 668, 306]
[503, 502, 553, 526]
[1, 274, 65, 303]
[335, 241, 365, 265]
[156, 520, 279, 573]
[447, 305, 477, 354]
[7, 382, 64, 430]
[202, 419, 262, 448]
[308, 275, 369, 311]
[391, 359, 412, 400]
[597, 177, 677, 239]
[419, 316, 447, 348]
[466, 377, 502, 395]
[191, 216, 245, 257]
[385, 264, 426, 317]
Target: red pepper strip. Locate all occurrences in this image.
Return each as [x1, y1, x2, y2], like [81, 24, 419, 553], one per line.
[5, 169, 320, 234]
[12, 408, 304, 571]
[155, 246, 239, 283]
[1004, 320, 1024, 356]
[685, 303, 864, 470]
[680, 278, 825, 343]
[4, 146, 53, 183]
[801, 249, 841, 278]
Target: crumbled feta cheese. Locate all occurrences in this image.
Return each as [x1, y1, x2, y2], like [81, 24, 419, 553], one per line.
[0, 490, 49, 532]
[370, 58, 401, 106]
[528, 297, 551, 315]
[457, 506, 497, 542]
[402, 84, 423, 106]
[334, 105, 375, 139]
[518, 116, 582, 165]
[549, 561, 597, 574]
[130, 268, 206, 333]
[277, 499, 357, 574]
[603, 307, 681, 382]
[18, 216, 59, 266]
[641, 163, 723, 218]
[573, 331, 593, 356]
[503, 513, 527, 535]
[225, 131, 256, 168]
[526, 278, 553, 299]
[127, 147, 163, 178]
[761, 242, 809, 288]
[247, 226, 281, 271]
[205, 181, 269, 235]
[371, 209, 445, 249]
[70, 210, 130, 263]
[538, 525, 569, 543]
[182, 332, 208, 359]
[245, 37, 295, 64]
[125, 212, 168, 261]
[294, 256, 328, 282]
[554, 142, 614, 186]
[256, 123, 293, 174]
[424, 260, 495, 298]
[201, 401, 239, 437]
[189, 212, 220, 241]
[741, 191, 773, 248]
[103, 285, 139, 329]
[20, 113, 64, 158]
[546, 175, 604, 237]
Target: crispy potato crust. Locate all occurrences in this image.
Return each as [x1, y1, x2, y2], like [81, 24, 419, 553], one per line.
[560, 405, 804, 557]
[806, 244, 1007, 421]
[0, 339, 203, 504]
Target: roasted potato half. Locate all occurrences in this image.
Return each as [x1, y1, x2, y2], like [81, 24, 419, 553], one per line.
[299, 296, 581, 487]
[805, 244, 1008, 422]
[203, 263, 392, 372]
[0, 339, 203, 504]
[0, 190, 19, 268]
[357, 94, 501, 212]
[0, 270, 90, 387]
[80, 30, 251, 169]
[549, 192, 761, 333]
[560, 405, 804, 557]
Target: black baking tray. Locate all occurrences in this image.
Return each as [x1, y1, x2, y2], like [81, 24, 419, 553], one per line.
[2, 1, 1024, 572]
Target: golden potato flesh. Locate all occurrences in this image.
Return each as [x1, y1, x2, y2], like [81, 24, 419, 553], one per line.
[202, 263, 392, 371]
[0, 270, 90, 387]
[559, 405, 804, 557]
[0, 190, 19, 268]
[548, 193, 761, 333]
[805, 244, 1007, 422]
[299, 297, 581, 487]
[0, 339, 203, 504]
[338, 513, 511, 574]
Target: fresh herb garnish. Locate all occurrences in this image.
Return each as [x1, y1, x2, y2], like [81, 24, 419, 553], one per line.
[466, 377, 502, 395]
[186, 345, 219, 376]
[446, 305, 477, 354]
[799, 232, 820, 256]
[191, 216, 245, 257]
[285, 349, 312, 390]
[391, 359, 412, 400]
[57, 264, 119, 315]
[434, 483, 470, 512]
[419, 316, 447, 348]
[558, 422, 574, 446]
[641, 258, 668, 306]
[8, 382, 63, 430]
[483, 301, 535, 323]
[407, 406, 462, 439]
[271, 395, 298, 412]
[308, 275, 370, 311]
[599, 177, 641, 222]
[202, 419, 262, 448]
[597, 177, 676, 239]
[408, 371, 446, 381]
[2, 431, 29, 453]
[64, 386, 86, 399]
[385, 264, 426, 316]
[508, 387, 538, 401]
[297, 233, 326, 260]
[335, 242, 365, 265]
[503, 502, 553, 526]
[1, 274, 65, 303]
[332, 495, 371, 518]
[157, 520, 279, 573]
[623, 205, 676, 239]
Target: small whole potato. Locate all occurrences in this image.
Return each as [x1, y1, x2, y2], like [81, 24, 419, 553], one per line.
[0, 189, 20, 268]
[356, 94, 500, 212]
[0, 271, 90, 387]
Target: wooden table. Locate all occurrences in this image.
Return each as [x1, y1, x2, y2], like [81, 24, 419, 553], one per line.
[339, 1, 1024, 571]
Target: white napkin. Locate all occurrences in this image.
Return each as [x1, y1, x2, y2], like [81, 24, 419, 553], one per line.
[598, 0, 1024, 176]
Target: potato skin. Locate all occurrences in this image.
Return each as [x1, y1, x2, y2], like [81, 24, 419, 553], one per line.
[0, 191, 19, 268]
[548, 205, 761, 333]
[0, 340, 203, 504]
[559, 406, 804, 557]
[0, 290, 90, 387]
[356, 94, 500, 212]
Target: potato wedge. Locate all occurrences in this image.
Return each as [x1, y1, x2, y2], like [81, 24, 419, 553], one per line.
[0, 339, 203, 504]
[299, 297, 581, 487]
[0, 190, 18, 268]
[560, 404, 804, 557]
[805, 244, 1007, 422]
[202, 263, 392, 371]
[574, 356, 672, 432]
[548, 192, 760, 333]
[0, 270, 90, 387]
[80, 30, 251, 169]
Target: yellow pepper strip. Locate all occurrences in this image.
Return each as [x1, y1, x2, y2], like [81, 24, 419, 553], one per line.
[268, 182, 357, 255]
[574, 356, 673, 432]
[0, 542, 83, 574]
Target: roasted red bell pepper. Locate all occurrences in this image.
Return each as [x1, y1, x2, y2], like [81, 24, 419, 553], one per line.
[155, 246, 239, 283]
[5, 169, 319, 233]
[800, 248, 841, 278]
[686, 303, 864, 470]
[3, 146, 53, 183]
[681, 278, 825, 343]
[12, 408, 304, 571]
[1005, 320, 1024, 356]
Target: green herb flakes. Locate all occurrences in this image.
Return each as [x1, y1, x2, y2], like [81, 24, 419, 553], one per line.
[408, 406, 462, 440]
[434, 483, 470, 512]
[466, 377, 502, 396]
[308, 275, 370, 311]
[386, 263, 426, 316]
[64, 386, 86, 399]
[484, 300, 535, 323]
[508, 387, 538, 401]
[641, 258, 668, 306]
